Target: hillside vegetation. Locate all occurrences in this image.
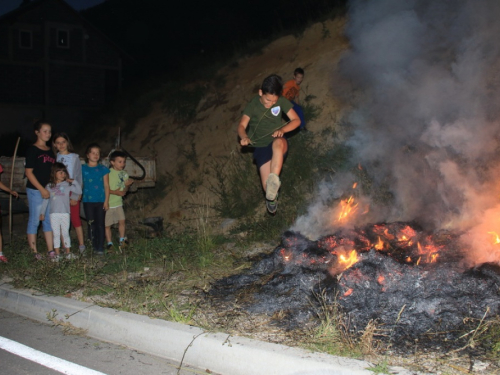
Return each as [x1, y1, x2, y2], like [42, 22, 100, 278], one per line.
[88, 18, 349, 238]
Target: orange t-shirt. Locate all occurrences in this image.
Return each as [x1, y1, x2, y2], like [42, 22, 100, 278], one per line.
[283, 80, 300, 102]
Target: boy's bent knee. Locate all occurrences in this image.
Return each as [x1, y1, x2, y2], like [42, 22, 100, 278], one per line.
[272, 138, 288, 153]
[272, 137, 287, 147]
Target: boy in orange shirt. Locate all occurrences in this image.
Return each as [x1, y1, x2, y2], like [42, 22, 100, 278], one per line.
[283, 67, 306, 131]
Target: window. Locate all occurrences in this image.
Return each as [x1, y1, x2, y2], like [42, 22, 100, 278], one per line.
[57, 29, 69, 48]
[19, 30, 32, 49]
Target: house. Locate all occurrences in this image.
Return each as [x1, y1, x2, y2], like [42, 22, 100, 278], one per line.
[0, 0, 130, 139]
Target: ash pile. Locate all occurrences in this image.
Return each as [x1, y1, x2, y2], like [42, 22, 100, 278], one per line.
[210, 222, 500, 343]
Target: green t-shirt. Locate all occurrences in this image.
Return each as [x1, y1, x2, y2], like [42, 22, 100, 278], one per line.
[243, 96, 293, 147]
[109, 168, 129, 208]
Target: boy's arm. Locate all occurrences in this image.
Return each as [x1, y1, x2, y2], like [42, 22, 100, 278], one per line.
[109, 188, 126, 196]
[0, 181, 18, 198]
[103, 173, 110, 210]
[237, 115, 251, 146]
[274, 108, 301, 137]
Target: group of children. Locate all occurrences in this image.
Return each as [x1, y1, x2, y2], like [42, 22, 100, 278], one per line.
[0, 68, 305, 261]
[237, 68, 305, 214]
[0, 120, 133, 262]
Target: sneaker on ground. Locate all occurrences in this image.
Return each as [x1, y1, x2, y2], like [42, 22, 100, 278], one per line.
[51, 254, 61, 263]
[48, 251, 56, 259]
[66, 253, 77, 260]
[119, 239, 129, 248]
[265, 195, 278, 214]
[106, 243, 114, 250]
[78, 245, 86, 254]
[94, 250, 105, 256]
[34, 253, 43, 261]
[265, 173, 281, 201]
[0, 255, 8, 263]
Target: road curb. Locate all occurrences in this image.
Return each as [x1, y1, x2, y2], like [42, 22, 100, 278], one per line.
[0, 283, 410, 375]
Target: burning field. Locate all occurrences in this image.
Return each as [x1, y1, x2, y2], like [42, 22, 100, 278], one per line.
[210, 192, 500, 349]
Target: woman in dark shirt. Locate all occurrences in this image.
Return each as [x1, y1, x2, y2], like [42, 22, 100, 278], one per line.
[25, 120, 56, 258]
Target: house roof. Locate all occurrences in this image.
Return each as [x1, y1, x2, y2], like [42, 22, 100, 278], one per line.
[0, 0, 134, 63]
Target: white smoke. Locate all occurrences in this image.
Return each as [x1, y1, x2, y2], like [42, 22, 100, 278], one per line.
[292, 0, 500, 264]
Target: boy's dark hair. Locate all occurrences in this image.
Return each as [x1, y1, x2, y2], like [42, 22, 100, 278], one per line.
[85, 143, 101, 163]
[109, 150, 127, 163]
[294, 67, 305, 76]
[260, 74, 283, 96]
[48, 162, 69, 187]
[33, 119, 50, 132]
[52, 132, 74, 154]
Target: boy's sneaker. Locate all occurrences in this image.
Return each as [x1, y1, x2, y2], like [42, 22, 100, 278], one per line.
[265, 173, 281, 201]
[66, 253, 77, 260]
[0, 255, 8, 263]
[119, 239, 129, 248]
[265, 194, 279, 214]
[106, 243, 114, 251]
[78, 245, 86, 254]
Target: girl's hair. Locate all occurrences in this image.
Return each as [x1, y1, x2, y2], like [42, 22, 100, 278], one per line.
[52, 132, 74, 154]
[85, 143, 101, 163]
[33, 119, 50, 132]
[48, 162, 69, 187]
[260, 74, 283, 96]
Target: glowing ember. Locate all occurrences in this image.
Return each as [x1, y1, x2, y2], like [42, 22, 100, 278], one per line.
[399, 225, 417, 239]
[343, 288, 353, 297]
[280, 248, 292, 261]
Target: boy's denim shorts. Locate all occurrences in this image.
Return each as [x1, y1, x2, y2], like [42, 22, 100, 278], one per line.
[253, 139, 288, 169]
[26, 188, 52, 234]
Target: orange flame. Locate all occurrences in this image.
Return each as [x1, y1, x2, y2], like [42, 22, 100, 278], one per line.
[488, 231, 500, 245]
[338, 196, 358, 222]
[416, 242, 439, 264]
[352, 182, 358, 189]
[338, 250, 358, 270]
[374, 236, 385, 250]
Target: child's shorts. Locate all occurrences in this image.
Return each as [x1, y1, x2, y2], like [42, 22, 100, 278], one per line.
[105, 206, 125, 226]
[253, 139, 288, 169]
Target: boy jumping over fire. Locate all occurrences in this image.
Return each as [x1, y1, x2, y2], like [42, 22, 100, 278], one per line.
[237, 74, 301, 214]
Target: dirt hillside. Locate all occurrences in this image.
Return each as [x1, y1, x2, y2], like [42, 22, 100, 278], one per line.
[112, 18, 349, 230]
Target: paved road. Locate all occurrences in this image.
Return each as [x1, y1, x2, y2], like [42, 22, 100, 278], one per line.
[0, 309, 213, 375]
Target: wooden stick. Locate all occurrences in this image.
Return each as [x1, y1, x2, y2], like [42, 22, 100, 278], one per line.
[9, 137, 20, 242]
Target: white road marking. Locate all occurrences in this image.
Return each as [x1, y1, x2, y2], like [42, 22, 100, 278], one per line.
[0, 335, 107, 375]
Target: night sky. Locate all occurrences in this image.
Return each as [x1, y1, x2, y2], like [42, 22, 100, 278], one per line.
[81, 0, 345, 81]
[0, 0, 346, 82]
[0, 0, 105, 15]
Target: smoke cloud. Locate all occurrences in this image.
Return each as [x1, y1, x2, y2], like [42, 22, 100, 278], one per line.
[292, 0, 500, 264]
